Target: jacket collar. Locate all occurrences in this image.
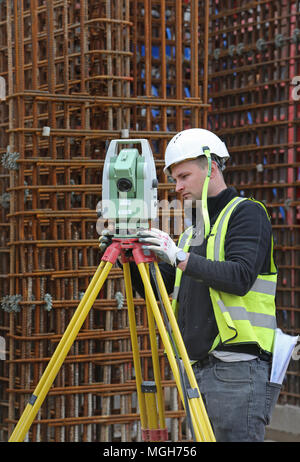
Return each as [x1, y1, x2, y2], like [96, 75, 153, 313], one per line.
[191, 186, 239, 228]
[207, 186, 238, 219]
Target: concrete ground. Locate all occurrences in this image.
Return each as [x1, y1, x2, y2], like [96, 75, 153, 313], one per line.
[265, 404, 300, 442]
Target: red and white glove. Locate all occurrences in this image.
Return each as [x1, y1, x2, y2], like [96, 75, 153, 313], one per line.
[137, 228, 179, 266]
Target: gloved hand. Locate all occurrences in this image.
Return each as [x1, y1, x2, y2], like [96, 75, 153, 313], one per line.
[98, 229, 113, 253]
[137, 228, 179, 266]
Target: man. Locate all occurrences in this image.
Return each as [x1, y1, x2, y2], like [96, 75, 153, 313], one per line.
[100, 128, 281, 442]
[136, 128, 282, 442]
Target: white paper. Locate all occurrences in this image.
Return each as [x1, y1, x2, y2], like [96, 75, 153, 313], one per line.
[270, 328, 299, 385]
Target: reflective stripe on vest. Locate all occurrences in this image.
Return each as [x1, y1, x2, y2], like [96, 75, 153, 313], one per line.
[250, 278, 276, 297]
[217, 300, 277, 330]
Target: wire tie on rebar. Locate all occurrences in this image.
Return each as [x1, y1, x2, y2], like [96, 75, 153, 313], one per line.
[115, 291, 124, 309]
[43, 293, 53, 311]
[292, 28, 300, 43]
[275, 34, 285, 48]
[284, 198, 292, 210]
[0, 192, 10, 209]
[1, 146, 19, 170]
[256, 38, 267, 52]
[1, 295, 22, 313]
[236, 43, 244, 56]
[228, 45, 236, 57]
[213, 48, 221, 60]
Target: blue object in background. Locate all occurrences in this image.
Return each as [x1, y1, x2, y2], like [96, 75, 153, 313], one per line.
[152, 45, 159, 59]
[184, 47, 191, 60]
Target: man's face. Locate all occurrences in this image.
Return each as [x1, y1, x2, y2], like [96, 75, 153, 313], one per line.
[171, 159, 208, 202]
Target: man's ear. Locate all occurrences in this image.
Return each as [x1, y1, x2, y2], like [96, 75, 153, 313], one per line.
[210, 160, 219, 179]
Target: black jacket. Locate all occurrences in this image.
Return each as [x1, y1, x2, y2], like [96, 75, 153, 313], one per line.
[129, 187, 274, 360]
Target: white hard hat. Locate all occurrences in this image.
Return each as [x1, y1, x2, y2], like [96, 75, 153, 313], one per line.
[164, 128, 230, 176]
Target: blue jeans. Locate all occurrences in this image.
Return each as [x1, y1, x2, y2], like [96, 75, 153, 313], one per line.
[190, 356, 281, 442]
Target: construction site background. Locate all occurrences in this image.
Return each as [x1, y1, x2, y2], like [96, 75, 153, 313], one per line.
[0, 0, 299, 442]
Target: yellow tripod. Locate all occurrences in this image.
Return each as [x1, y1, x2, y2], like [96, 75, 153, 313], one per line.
[8, 238, 215, 443]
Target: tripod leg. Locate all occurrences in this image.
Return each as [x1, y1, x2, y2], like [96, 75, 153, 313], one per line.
[124, 263, 167, 442]
[137, 262, 212, 442]
[123, 262, 148, 430]
[153, 262, 215, 442]
[9, 262, 106, 441]
[136, 263, 197, 437]
[144, 265, 166, 432]
[9, 260, 113, 442]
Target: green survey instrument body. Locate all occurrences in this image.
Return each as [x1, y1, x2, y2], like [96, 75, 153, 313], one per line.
[100, 139, 158, 235]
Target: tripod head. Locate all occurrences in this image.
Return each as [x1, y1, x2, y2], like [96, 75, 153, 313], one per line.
[97, 139, 158, 237]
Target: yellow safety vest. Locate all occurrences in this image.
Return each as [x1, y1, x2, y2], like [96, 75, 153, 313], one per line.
[172, 196, 277, 354]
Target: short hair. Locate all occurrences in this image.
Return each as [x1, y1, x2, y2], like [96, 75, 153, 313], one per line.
[196, 154, 225, 172]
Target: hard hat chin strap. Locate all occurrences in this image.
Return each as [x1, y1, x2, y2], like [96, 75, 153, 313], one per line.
[201, 147, 212, 239]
